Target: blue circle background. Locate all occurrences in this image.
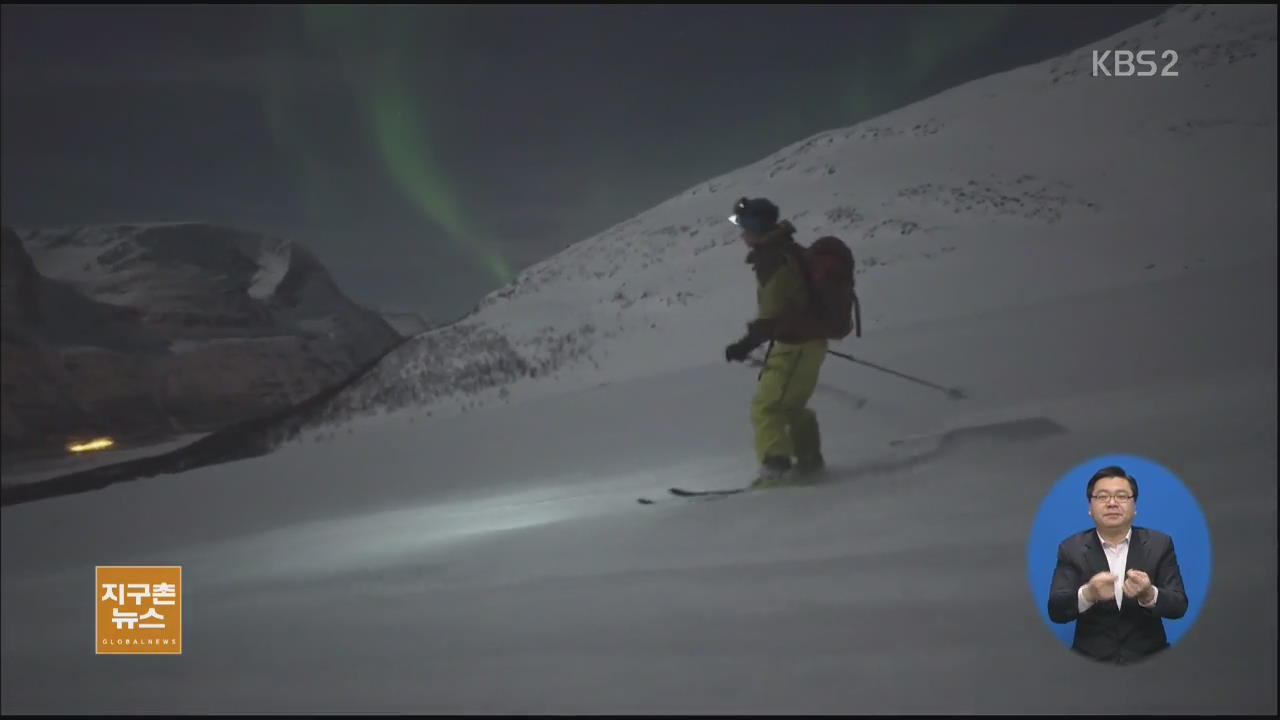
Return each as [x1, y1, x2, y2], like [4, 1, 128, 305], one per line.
[1027, 454, 1212, 649]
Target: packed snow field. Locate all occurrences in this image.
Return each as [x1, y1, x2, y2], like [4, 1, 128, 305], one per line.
[2, 259, 1274, 713]
[2, 4, 1276, 714]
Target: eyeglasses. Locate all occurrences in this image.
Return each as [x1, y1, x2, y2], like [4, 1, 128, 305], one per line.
[1090, 493, 1134, 503]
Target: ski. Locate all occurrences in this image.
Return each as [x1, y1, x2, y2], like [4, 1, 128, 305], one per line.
[668, 486, 749, 497]
[636, 486, 751, 505]
[637, 478, 828, 505]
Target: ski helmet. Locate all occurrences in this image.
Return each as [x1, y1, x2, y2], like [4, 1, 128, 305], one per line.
[729, 197, 780, 234]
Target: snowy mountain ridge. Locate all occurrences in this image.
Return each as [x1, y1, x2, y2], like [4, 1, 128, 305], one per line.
[301, 3, 1276, 435]
[2, 222, 402, 455]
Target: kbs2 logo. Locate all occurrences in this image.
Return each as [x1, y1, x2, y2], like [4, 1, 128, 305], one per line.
[1092, 50, 1180, 77]
[96, 566, 182, 654]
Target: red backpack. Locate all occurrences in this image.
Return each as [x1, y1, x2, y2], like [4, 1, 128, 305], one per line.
[799, 236, 861, 340]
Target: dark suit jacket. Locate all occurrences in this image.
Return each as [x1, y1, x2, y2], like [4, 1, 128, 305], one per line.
[1047, 526, 1189, 664]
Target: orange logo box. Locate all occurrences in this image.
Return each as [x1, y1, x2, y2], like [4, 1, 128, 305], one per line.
[96, 566, 182, 655]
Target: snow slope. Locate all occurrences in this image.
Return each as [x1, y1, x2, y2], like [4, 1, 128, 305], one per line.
[1, 268, 1273, 712]
[1, 4, 1275, 714]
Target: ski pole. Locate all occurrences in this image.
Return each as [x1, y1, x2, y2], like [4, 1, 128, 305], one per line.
[825, 349, 966, 399]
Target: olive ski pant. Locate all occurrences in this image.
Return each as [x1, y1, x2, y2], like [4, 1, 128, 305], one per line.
[750, 339, 827, 464]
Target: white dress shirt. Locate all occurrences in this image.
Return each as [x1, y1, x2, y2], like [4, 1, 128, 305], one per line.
[1077, 529, 1159, 613]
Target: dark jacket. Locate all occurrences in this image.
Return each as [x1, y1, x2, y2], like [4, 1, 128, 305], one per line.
[1047, 526, 1189, 664]
[741, 221, 826, 348]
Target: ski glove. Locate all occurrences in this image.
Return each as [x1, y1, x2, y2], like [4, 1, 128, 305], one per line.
[726, 318, 777, 362]
[725, 338, 755, 363]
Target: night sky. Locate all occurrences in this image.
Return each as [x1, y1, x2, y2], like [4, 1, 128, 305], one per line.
[1, 5, 1168, 320]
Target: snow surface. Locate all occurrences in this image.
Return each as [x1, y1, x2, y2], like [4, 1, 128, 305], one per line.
[2, 4, 1276, 714]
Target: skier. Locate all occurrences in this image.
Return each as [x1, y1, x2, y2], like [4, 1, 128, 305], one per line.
[724, 197, 828, 487]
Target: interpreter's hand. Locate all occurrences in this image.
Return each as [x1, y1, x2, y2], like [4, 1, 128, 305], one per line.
[1083, 571, 1118, 604]
[1123, 569, 1154, 603]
